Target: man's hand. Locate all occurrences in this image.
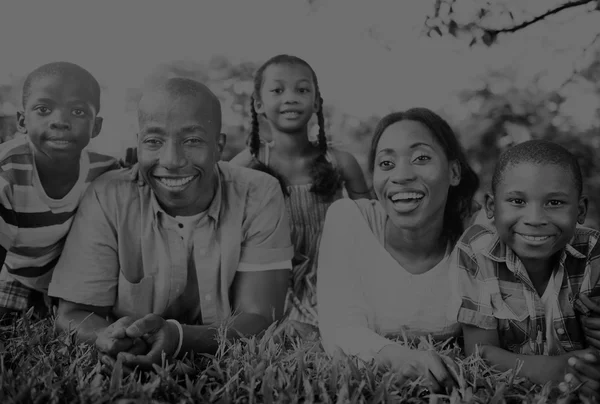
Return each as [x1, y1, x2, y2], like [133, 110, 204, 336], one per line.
[579, 294, 600, 350]
[117, 314, 180, 370]
[559, 349, 600, 403]
[96, 316, 145, 357]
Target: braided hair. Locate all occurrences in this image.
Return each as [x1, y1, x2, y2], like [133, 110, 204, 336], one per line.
[248, 54, 342, 201]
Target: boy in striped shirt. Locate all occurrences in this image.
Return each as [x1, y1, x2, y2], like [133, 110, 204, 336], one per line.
[0, 62, 120, 318]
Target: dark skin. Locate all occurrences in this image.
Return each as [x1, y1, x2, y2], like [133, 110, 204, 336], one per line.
[55, 81, 289, 370]
[464, 163, 594, 393]
[0, 73, 102, 317]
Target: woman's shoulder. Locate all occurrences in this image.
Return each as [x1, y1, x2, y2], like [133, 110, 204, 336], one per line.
[327, 198, 386, 233]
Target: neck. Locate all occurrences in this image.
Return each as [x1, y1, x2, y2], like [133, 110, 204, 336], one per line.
[35, 153, 81, 177]
[521, 255, 557, 292]
[268, 125, 313, 158]
[169, 171, 218, 217]
[385, 211, 447, 260]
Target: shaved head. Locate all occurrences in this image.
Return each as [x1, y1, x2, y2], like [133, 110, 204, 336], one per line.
[138, 77, 222, 133]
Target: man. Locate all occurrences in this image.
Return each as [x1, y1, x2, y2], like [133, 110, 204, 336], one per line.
[49, 77, 293, 369]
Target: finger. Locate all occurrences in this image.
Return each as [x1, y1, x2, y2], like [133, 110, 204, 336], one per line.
[586, 337, 600, 351]
[125, 314, 164, 339]
[118, 351, 155, 371]
[580, 295, 600, 314]
[127, 337, 149, 356]
[583, 317, 600, 332]
[96, 336, 134, 356]
[570, 357, 600, 380]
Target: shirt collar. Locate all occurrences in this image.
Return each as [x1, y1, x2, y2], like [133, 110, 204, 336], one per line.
[132, 163, 223, 225]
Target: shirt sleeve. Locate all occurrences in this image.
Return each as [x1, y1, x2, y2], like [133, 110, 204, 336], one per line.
[0, 176, 17, 252]
[573, 230, 600, 315]
[48, 184, 120, 307]
[454, 236, 498, 330]
[317, 199, 395, 363]
[239, 177, 294, 269]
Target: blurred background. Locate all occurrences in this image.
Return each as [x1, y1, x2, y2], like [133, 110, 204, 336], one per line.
[1, 0, 599, 227]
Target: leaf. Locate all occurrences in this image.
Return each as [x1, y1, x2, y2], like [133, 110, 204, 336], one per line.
[109, 356, 124, 394]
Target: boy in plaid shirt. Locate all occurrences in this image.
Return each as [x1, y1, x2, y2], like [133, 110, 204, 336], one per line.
[453, 140, 600, 399]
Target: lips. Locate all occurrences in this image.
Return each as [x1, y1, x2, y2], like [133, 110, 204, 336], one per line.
[516, 233, 553, 242]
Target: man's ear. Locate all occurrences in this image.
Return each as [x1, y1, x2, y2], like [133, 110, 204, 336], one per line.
[484, 192, 495, 220]
[449, 160, 461, 187]
[216, 133, 227, 158]
[577, 194, 589, 225]
[16, 111, 27, 134]
[91, 117, 103, 139]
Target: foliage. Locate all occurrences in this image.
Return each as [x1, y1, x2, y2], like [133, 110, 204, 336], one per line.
[0, 310, 585, 403]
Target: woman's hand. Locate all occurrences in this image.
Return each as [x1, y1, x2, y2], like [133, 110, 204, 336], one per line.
[380, 344, 458, 393]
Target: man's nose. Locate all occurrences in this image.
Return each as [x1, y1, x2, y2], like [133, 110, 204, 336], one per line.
[159, 140, 188, 169]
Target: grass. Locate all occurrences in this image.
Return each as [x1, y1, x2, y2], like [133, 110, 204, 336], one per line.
[0, 310, 585, 404]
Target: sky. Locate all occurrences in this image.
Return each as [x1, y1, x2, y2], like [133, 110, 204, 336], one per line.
[1, 0, 599, 156]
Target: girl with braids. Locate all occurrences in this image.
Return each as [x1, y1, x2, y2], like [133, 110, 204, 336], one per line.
[230, 54, 371, 330]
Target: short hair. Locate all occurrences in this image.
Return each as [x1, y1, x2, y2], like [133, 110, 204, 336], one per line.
[368, 107, 480, 246]
[138, 77, 222, 131]
[491, 139, 583, 195]
[22, 62, 101, 112]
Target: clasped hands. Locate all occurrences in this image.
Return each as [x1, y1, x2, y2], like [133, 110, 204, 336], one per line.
[559, 294, 600, 403]
[95, 314, 181, 372]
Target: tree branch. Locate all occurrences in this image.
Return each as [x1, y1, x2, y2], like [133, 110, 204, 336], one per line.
[486, 0, 596, 35]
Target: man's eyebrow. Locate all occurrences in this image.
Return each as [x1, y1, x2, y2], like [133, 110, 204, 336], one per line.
[140, 126, 166, 135]
[179, 125, 207, 134]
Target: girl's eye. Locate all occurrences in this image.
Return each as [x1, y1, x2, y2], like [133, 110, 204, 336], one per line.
[298, 88, 310, 93]
[270, 88, 283, 94]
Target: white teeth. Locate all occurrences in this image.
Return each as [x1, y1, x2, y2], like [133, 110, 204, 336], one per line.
[391, 192, 424, 202]
[282, 111, 300, 116]
[158, 176, 195, 187]
[520, 234, 550, 241]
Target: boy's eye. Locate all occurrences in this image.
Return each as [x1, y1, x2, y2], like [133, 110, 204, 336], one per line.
[185, 138, 204, 146]
[72, 109, 86, 116]
[35, 106, 51, 114]
[508, 198, 525, 205]
[270, 88, 283, 94]
[548, 200, 565, 207]
[378, 160, 394, 170]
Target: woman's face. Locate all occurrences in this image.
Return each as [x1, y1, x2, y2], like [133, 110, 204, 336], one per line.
[372, 120, 461, 230]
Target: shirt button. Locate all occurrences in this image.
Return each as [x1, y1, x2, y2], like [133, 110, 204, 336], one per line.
[557, 328, 565, 335]
[205, 294, 212, 302]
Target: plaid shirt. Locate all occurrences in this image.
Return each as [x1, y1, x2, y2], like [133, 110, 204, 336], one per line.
[454, 223, 600, 355]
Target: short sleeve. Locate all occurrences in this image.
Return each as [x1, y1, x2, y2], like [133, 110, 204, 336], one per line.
[573, 230, 600, 315]
[239, 177, 294, 268]
[48, 184, 120, 307]
[0, 176, 17, 251]
[454, 237, 498, 330]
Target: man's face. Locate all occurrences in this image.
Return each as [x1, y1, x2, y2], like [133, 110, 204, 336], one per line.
[137, 92, 225, 217]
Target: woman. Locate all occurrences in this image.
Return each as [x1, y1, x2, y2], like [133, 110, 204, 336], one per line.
[317, 108, 481, 390]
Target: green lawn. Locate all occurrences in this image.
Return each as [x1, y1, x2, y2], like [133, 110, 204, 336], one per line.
[0, 311, 582, 403]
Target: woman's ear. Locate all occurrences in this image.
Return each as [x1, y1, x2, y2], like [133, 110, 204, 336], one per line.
[449, 160, 461, 187]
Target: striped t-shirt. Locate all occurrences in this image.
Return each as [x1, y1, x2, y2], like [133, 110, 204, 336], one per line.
[0, 135, 120, 292]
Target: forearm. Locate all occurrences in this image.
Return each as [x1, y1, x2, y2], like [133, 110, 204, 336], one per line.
[55, 301, 112, 344]
[181, 312, 270, 355]
[480, 345, 569, 384]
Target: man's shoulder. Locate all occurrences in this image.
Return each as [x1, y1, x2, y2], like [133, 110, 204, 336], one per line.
[85, 150, 121, 180]
[86, 165, 139, 199]
[218, 161, 281, 195]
